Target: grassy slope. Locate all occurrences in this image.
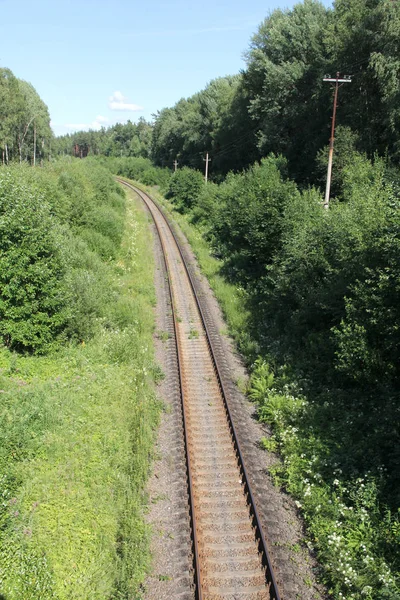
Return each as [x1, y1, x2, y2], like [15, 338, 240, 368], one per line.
[0, 187, 160, 599]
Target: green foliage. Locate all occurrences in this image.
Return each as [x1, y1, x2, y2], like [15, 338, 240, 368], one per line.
[166, 166, 204, 212]
[244, 0, 330, 180]
[0, 184, 160, 599]
[151, 75, 254, 174]
[0, 160, 126, 352]
[264, 154, 391, 374]
[53, 117, 153, 160]
[211, 155, 300, 281]
[0, 67, 52, 163]
[332, 193, 400, 386]
[248, 359, 400, 599]
[145, 0, 400, 184]
[97, 156, 172, 192]
[0, 168, 68, 351]
[315, 126, 360, 198]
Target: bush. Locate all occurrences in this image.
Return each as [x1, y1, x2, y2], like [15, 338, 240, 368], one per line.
[94, 156, 172, 192]
[210, 155, 300, 281]
[0, 160, 126, 352]
[0, 168, 68, 351]
[166, 166, 204, 212]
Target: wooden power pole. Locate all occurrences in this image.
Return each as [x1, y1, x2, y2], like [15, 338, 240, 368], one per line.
[173, 159, 178, 172]
[323, 72, 351, 208]
[203, 152, 211, 183]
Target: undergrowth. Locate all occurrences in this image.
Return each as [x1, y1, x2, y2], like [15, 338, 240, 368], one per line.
[0, 170, 160, 599]
[126, 177, 400, 600]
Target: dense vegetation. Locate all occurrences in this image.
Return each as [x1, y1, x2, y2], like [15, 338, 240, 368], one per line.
[152, 145, 400, 599]
[151, 0, 400, 184]
[54, 0, 400, 193]
[96, 155, 172, 191]
[54, 119, 153, 160]
[0, 160, 160, 598]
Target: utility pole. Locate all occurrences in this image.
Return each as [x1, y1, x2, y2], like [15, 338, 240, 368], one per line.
[173, 159, 178, 172]
[323, 72, 351, 208]
[203, 152, 211, 183]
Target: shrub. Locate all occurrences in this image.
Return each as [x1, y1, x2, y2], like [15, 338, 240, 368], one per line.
[166, 167, 204, 212]
[0, 160, 126, 352]
[210, 155, 300, 281]
[0, 169, 68, 351]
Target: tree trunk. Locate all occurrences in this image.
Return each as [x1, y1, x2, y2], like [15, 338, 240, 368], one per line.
[5, 143, 9, 164]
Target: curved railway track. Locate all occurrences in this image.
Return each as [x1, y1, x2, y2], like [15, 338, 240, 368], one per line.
[117, 178, 281, 600]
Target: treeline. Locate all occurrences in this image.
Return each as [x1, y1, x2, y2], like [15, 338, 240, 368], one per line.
[0, 68, 52, 164]
[53, 118, 153, 159]
[95, 155, 171, 189]
[152, 0, 400, 184]
[57, 0, 400, 192]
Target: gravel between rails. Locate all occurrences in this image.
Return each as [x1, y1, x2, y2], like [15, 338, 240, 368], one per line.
[128, 184, 327, 600]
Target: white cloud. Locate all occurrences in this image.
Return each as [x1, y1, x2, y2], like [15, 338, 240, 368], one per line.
[64, 115, 109, 132]
[109, 91, 143, 112]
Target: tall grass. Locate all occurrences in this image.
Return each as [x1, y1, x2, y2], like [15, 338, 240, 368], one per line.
[0, 167, 160, 598]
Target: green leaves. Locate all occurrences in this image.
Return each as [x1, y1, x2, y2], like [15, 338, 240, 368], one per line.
[0, 170, 68, 351]
[166, 166, 204, 212]
[0, 160, 126, 352]
[0, 68, 52, 163]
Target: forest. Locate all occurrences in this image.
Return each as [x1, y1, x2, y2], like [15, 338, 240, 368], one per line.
[0, 0, 400, 598]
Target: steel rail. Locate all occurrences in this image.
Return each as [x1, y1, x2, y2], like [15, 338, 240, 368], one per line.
[118, 178, 203, 599]
[118, 177, 282, 600]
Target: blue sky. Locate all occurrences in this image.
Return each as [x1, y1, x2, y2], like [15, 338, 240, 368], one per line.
[0, 0, 331, 136]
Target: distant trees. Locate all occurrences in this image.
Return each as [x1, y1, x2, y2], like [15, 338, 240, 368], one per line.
[0, 68, 52, 164]
[151, 75, 256, 173]
[54, 117, 153, 159]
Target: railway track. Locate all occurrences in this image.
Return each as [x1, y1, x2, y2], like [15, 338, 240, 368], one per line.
[117, 178, 281, 600]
